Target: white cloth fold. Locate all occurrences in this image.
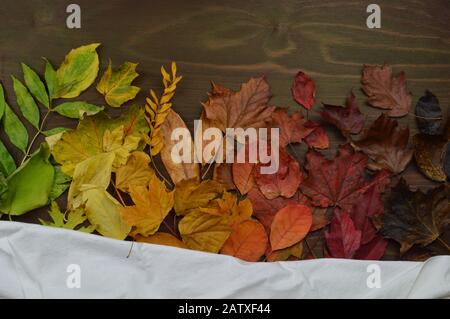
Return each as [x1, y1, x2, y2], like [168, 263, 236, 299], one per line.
[0, 221, 448, 298]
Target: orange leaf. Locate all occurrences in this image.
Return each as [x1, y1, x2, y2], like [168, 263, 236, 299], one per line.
[135, 232, 188, 250]
[270, 203, 312, 250]
[221, 220, 268, 262]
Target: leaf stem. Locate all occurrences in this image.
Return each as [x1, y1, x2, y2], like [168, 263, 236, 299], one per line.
[111, 180, 126, 206]
[148, 151, 173, 188]
[163, 219, 178, 237]
[20, 108, 52, 165]
[437, 237, 450, 252]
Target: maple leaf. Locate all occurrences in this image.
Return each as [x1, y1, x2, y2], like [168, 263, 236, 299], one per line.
[220, 220, 268, 262]
[413, 133, 448, 182]
[320, 92, 366, 137]
[374, 179, 450, 254]
[121, 175, 175, 237]
[291, 71, 316, 110]
[135, 232, 188, 250]
[325, 210, 361, 259]
[254, 148, 302, 199]
[96, 60, 140, 108]
[361, 64, 412, 117]
[269, 107, 314, 147]
[174, 178, 224, 216]
[159, 109, 200, 185]
[352, 114, 413, 174]
[415, 90, 443, 136]
[303, 121, 329, 149]
[200, 192, 253, 224]
[300, 144, 390, 210]
[115, 151, 155, 193]
[39, 201, 95, 233]
[202, 77, 274, 132]
[270, 203, 312, 251]
[52, 105, 148, 176]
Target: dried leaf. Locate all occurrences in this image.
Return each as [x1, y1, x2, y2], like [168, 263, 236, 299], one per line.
[96, 60, 140, 108]
[232, 161, 255, 195]
[352, 114, 413, 174]
[115, 151, 154, 193]
[303, 121, 329, 149]
[361, 64, 412, 117]
[270, 203, 312, 251]
[267, 241, 303, 262]
[135, 232, 188, 249]
[320, 92, 366, 136]
[220, 220, 268, 262]
[270, 108, 313, 147]
[213, 163, 236, 190]
[415, 90, 443, 135]
[412, 133, 447, 182]
[291, 71, 315, 110]
[325, 210, 361, 259]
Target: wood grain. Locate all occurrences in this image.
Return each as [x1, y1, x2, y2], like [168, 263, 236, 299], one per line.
[0, 1, 449, 255]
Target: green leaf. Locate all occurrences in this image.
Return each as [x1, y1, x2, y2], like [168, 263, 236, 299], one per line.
[96, 60, 140, 107]
[0, 140, 16, 177]
[11, 75, 40, 129]
[44, 58, 58, 101]
[2, 103, 28, 153]
[22, 63, 49, 108]
[43, 127, 68, 136]
[0, 144, 55, 215]
[55, 43, 101, 98]
[49, 166, 71, 200]
[54, 101, 104, 119]
[0, 172, 8, 197]
[39, 201, 95, 233]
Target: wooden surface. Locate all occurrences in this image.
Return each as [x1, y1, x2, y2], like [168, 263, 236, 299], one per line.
[0, 1, 449, 241]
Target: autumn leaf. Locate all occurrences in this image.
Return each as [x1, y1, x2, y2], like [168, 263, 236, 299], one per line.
[202, 77, 274, 132]
[354, 235, 388, 260]
[174, 178, 224, 216]
[96, 60, 140, 108]
[320, 92, 366, 137]
[270, 203, 312, 251]
[232, 161, 256, 195]
[269, 108, 314, 147]
[325, 210, 361, 259]
[413, 133, 448, 182]
[213, 163, 236, 190]
[254, 148, 301, 199]
[220, 220, 268, 262]
[200, 192, 253, 225]
[135, 232, 188, 250]
[374, 179, 450, 254]
[267, 241, 303, 262]
[415, 90, 443, 135]
[115, 151, 155, 193]
[39, 201, 95, 233]
[52, 105, 148, 176]
[361, 64, 412, 117]
[300, 144, 390, 210]
[352, 114, 413, 174]
[303, 121, 329, 149]
[291, 71, 315, 110]
[159, 109, 200, 185]
[121, 175, 175, 237]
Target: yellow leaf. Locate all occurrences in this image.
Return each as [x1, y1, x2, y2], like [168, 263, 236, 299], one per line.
[178, 210, 232, 253]
[135, 232, 188, 249]
[174, 178, 224, 216]
[115, 151, 154, 193]
[200, 191, 253, 225]
[83, 188, 130, 240]
[121, 176, 174, 237]
[160, 109, 200, 184]
[96, 60, 140, 108]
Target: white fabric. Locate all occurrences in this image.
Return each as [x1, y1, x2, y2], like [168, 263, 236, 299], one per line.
[0, 221, 448, 299]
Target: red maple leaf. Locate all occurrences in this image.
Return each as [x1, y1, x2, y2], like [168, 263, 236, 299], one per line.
[292, 71, 316, 110]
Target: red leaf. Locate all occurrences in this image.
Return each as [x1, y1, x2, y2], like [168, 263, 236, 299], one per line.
[320, 92, 366, 136]
[270, 107, 314, 147]
[292, 71, 316, 110]
[354, 235, 388, 260]
[270, 203, 312, 251]
[220, 220, 268, 262]
[304, 121, 329, 149]
[300, 144, 390, 210]
[255, 148, 302, 199]
[325, 210, 361, 258]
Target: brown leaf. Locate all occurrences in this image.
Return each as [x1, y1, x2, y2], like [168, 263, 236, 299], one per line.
[412, 133, 448, 182]
[374, 179, 450, 254]
[361, 64, 412, 117]
[352, 114, 413, 174]
[160, 109, 200, 185]
[213, 163, 236, 190]
[202, 77, 274, 132]
[269, 107, 314, 147]
[267, 241, 303, 262]
[303, 121, 329, 149]
[291, 71, 316, 110]
[232, 161, 256, 195]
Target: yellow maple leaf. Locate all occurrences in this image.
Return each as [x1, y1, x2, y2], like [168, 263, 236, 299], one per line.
[121, 176, 174, 237]
[174, 178, 224, 215]
[115, 151, 155, 193]
[200, 191, 253, 224]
